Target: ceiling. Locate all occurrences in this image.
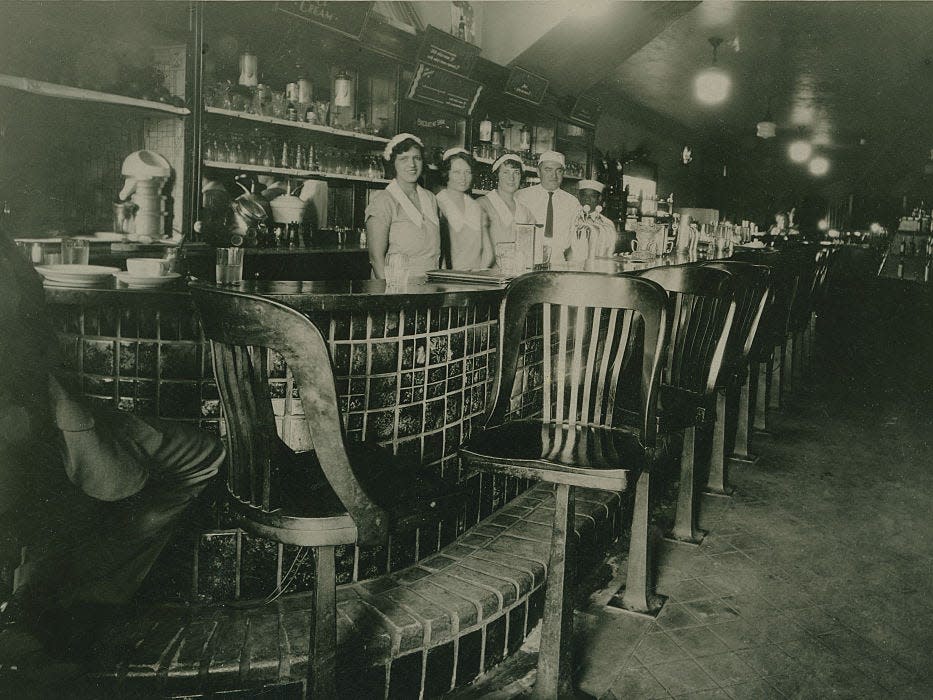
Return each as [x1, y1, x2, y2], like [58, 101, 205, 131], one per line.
[509, 0, 933, 197]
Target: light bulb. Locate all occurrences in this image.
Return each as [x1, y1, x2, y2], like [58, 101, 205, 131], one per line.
[788, 140, 812, 163]
[693, 68, 731, 105]
[809, 156, 830, 176]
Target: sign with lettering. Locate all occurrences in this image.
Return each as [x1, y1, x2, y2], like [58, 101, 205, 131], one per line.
[503, 66, 549, 105]
[277, 1, 374, 40]
[415, 117, 458, 135]
[407, 62, 483, 116]
[570, 94, 602, 127]
[417, 25, 480, 76]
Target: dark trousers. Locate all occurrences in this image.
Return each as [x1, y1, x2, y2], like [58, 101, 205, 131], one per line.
[15, 417, 224, 610]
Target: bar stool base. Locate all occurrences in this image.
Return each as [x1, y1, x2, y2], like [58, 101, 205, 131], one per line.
[730, 453, 760, 465]
[606, 592, 667, 618]
[753, 429, 774, 439]
[702, 486, 735, 498]
[664, 529, 707, 547]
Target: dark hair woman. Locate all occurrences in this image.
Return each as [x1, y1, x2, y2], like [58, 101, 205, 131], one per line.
[364, 133, 440, 279]
[436, 148, 493, 270]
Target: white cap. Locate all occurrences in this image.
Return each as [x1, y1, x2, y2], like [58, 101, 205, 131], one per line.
[383, 133, 424, 161]
[443, 147, 470, 161]
[578, 179, 605, 193]
[491, 153, 523, 172]
[538, 150, 566, 167]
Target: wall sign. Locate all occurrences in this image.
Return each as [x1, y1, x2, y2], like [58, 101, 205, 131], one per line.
[570, 94, 602, 127]
[503, 66, 548, 105]
[407, 63, 483, 116]
[276, 1, 374, 40]
[417, 25, 480, 76]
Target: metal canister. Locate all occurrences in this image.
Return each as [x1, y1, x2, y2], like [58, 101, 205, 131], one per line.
[286, 82, 299, 103]
[297, 78, 312, 104]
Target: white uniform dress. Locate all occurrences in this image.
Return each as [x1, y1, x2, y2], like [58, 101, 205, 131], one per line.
[480, 190, 536, 244]
[364, 180, 441, 276]
[437, 189, 486, 269]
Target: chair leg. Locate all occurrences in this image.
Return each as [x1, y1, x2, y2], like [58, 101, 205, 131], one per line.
[308, 546, 337, 699]
[768, 346, 782, 410]
[610, 471, 664, 616]
[669, 426, 705, 545]
[705, 391, 733, 496]
[731, 369, 759, 464]
[534, 483, 576, 700]
[753, 360, 769, 433]
[783, 335, 794, 398]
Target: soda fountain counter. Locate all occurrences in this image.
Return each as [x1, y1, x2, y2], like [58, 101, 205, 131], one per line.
[36, 256, 705, 697]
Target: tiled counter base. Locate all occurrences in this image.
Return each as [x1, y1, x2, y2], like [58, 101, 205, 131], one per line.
[86, 483, 622, 698]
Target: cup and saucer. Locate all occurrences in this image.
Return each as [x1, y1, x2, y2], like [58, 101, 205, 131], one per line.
[114, 258, 182, 289]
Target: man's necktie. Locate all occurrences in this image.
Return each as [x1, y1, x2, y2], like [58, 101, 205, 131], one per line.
[544, 192, 554, 239]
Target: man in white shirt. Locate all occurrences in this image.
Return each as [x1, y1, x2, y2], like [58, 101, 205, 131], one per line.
[516, 150, 580, 263]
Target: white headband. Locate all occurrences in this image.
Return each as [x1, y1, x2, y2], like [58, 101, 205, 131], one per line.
[383, 133, 424, 161]
[491, 153, 523, 172]
[443, 147, 470, 161]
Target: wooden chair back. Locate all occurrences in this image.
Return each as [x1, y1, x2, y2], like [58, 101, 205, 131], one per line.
[702, 261, 771, 380]
[635, 265, 738, 396]
[486, 272, 669, 447]
[190, 283, 389, 546]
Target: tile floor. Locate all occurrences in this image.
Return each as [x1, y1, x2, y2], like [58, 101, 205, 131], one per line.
[456, 299, 933, 698]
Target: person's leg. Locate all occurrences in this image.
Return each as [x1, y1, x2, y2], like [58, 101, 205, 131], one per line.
[58, 416, 224, 608]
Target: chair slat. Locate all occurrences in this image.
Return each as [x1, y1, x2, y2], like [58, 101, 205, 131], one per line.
[542, 302, 552, 422]
[580, 307, 602, 424]
[567, 305, 588, 426]
[592, 308, 618, 425]
[554, 304, 569, 424]
[605, 309, 633, 426]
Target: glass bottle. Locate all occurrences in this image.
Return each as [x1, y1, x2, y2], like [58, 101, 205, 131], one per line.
[280, 140, 291, 169]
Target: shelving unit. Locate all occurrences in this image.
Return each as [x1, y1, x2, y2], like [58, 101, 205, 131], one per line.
[0, 73, 190, 116]
[203, 160, 389, 185]
[204, 106, 389, 144]
[472, 154, 537, 173]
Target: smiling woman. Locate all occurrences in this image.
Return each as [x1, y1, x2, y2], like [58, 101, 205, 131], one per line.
[365, 133, 441, 280]
[437, 148, 494, 270]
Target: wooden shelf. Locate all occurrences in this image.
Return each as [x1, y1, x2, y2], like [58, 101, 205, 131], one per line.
[203, 160, 389, 185]
[473, 155, 537, 173]
[204, 106, 390, 144]
[0, 73, 190, 116]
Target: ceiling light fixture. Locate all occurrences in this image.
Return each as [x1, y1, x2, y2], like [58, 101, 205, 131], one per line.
[789, 140, 812, 163]
[694, 37, 731, 106]
[808, 156, 830, 176]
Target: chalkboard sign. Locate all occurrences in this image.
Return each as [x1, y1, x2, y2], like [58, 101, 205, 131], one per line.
[277, 1, 374, 40]
[408, 63, 483, 116]
[570, 94, 602, 127]
[417, 25, 480, 76]
[504, 66, 549, 105]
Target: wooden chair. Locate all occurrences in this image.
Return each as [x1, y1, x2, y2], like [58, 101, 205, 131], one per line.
[632, 265, 737, 544]
[700, 262, 771, 491]
[190, 284, 462, 698]
[460, 272, 669, 698]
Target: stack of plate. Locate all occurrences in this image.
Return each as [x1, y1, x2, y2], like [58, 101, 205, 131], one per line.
[35, 264, 120, 288]
[114, 271, 182, 289]
[425, 269, 515, 286]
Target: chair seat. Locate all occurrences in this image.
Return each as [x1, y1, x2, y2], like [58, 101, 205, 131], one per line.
[460, 420, 648, 491]
[615, 386, 713, 436]
[234, 438, 467, 546]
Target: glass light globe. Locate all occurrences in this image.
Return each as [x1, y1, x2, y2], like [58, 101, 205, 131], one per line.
[788, 140, 812, 163]
[694, 68, 731, 105]
[809, 156, 830, 176]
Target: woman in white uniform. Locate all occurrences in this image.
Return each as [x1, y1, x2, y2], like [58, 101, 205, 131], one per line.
[478, 154, 535, 247]
[365, 133, 440, 279]
[436, 148, 494, 269]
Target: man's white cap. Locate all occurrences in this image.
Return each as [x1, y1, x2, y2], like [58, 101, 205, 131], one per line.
[491, 153, 523, 172]
[578, 179, 605, 193]
[383, 133, 424, 161]
[537, 150, 565, 167]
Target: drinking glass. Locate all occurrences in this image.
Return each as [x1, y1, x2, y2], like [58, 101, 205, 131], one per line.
[495, 242, 518, 276]
[61, 238, 89, 265]
[384, 252, 409, 288]
[216, 247, 244, 285]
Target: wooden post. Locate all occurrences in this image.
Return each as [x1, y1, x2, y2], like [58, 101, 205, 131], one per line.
[705, 391, 733, 496]
[308, 546, 337, 699]
[670, 426, 704, 544]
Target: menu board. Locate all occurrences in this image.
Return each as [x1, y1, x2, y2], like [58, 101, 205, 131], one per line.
[407, 63, 483, 116]
[276, 1, 373, 40]
[504, 66, 549, 105]
[417, 25, 480, 76]
[570, 94, 602, 127]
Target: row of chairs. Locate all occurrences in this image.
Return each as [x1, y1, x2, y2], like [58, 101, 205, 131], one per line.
[188, 247, 832, 697]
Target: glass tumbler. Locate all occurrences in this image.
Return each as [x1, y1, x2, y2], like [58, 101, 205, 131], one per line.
[216, 247, 244, 285]
[61, 238, 89, 265]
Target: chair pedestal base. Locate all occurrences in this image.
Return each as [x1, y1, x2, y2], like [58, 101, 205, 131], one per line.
[664, 529, 707, 547]
[606, 592, 667, 618]
[729, 452, 759, 465]
[703, 485, 735, 498]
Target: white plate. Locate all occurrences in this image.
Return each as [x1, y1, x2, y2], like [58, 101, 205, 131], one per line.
[35, 264, 121, 286]
[114, 271, 182, 289]
[15, 237, 62, 244]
